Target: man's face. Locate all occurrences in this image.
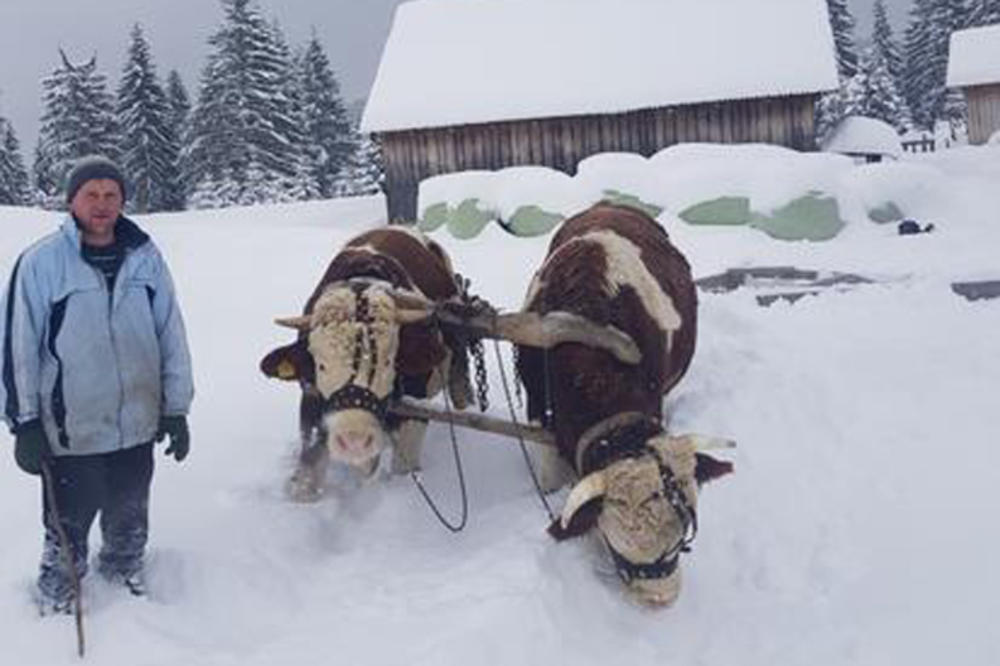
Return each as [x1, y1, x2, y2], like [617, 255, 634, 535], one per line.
[70, 179, 123, 246]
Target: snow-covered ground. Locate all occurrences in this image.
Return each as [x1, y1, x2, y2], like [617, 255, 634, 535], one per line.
[1, 145, 999, 665]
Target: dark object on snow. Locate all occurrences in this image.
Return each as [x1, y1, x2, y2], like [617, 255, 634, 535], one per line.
[695, 266, 873, 294]
[951, 280, 1000, 302]
[898, 219, 934, 235]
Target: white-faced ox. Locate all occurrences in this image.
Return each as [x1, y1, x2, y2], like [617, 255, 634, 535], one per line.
[514, 203, 734, 607]
[260, 227, 473, 500]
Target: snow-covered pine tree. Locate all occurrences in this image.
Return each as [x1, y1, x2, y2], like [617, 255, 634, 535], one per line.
[815, 85, 847, 146]
[826, 0, 860, 78]
[903, 0, 936, 130]
[34, 50, 121, 207]
[872, 1, 906, 95]
[815, 0, 862, 140]
[185, 0, 309, 207]
[333, 131, 382, 197]
[0, 115, 31, 206]
[969, 0, 1000, 25]
[843, 46, 909, 132]
[299, 33, 355, 199]
[904, 0, 972, 133]
[166, 70, 192, 183]
[269, 22, 319, 202]
[117, 24, 184, 212]
[871, 0, 911, 128]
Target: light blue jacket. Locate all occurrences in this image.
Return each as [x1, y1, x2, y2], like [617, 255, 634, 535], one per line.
[1, 215, 194, 456]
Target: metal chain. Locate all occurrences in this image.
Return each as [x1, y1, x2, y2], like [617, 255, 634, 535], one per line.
[491, 339, 557, 522]
[510, 345, 524, 409]
[470, 337, 489, 411]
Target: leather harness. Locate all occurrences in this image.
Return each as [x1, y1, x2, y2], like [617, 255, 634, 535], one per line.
[574, 413, 698, 584]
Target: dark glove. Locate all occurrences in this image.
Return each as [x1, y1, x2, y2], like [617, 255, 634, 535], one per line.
[156, 415, 190, 462]
[14, 419, 47, 476]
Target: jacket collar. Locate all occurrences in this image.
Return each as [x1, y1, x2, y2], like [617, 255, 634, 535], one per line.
[61, 214, 151, 253]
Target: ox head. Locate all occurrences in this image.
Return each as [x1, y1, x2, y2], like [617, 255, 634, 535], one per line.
[261, 280, 435, 472]
[553, 415, 734, 607]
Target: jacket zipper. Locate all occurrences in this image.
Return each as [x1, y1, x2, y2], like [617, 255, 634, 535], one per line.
[94, 262, 126, 449]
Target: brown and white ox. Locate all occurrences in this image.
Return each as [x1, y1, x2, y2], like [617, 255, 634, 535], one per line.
[260, 227, 473, 501]
[514, 203, 734, 606]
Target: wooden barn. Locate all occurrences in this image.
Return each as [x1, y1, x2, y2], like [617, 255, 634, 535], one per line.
[361, 0, 840, 221]
[948, 23, 1000, 145]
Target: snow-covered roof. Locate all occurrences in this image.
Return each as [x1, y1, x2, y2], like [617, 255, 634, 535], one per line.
[822, 116, 902, 160]
[947, 23, 1000, 88]
[362, 0, 840, 133]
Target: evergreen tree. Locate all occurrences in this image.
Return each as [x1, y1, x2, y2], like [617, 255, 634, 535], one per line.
[903, 0, 935, 130]
[270, 22, 319, 202]
[872, 0, 911, 128]
[970, 0, 1000, 24]
[965, 0, 996, 25]
[333, 131, 382, 197]
[299, 33, 355, 198]
[117, 24, 184, 212]
[826, 0, 860, 78]
[843, 47, 909, 132]
[166, 70, 191, 156]
[815, 85, 847, 146]
[185, 0, 310, 207]
[903, 0, 972, 132]
[34, 50, 121, 207]
[0, 115, 30, 206]
[872, 0, 905, 91]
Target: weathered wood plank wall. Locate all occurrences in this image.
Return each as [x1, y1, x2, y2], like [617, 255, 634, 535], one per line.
[965, 84, 1000, 145]
[377, 94, 818, 221]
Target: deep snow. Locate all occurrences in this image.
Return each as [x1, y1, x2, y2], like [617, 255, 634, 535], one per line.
[1, 145, 999, 665]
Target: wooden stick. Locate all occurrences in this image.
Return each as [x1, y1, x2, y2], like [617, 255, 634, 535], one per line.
[390, 397, 556, 446]
[390, 399, 738, 452]
[40, 460, 85, 658]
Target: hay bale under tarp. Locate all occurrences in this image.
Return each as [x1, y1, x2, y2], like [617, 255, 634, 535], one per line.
[446, 198, 496, 239]
[679, 196, 752, 226]
[750, 192, 845, 241]
[867, 200, 905, 224]
[502, 205, 564, 237]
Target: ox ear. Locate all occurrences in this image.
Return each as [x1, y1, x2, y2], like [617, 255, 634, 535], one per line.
[260, 341, 313, 382]
[547, 498, 602, 541]
[694, 453, 734, 487]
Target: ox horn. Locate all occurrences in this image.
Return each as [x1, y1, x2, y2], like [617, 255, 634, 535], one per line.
[560, 470, 608, 530]
[435, 307, 641, 365]
[668, 434, 738, 451]
[274, 315, 312, 330]
[386, 288, 435, 324]
[496, 311, 641, 365]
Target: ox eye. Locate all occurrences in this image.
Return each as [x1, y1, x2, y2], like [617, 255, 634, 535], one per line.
[318, 363, 327, 372]
[640, 492, 664, 508]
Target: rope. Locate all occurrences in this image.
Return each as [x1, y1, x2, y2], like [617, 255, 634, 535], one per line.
[40, 459, 85, 658]
[492, 340, 557, 523]
[406, 385, 469, 533]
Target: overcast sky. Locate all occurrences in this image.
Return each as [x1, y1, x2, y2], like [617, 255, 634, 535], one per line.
[0, 0, 911, 153]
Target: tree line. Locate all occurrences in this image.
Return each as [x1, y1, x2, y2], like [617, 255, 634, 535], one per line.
[5, 0, 1000, 208]
[0, 0, 380, 211]
[819, 0, 1000, 142]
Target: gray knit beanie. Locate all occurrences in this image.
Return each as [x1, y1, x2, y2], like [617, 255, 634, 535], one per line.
[65, 155, 126, 203]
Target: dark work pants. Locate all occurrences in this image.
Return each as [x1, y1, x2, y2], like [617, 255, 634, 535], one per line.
[38, 443, 154, 601]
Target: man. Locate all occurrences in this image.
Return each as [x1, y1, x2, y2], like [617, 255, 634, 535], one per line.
[0, 155, 194, 614]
